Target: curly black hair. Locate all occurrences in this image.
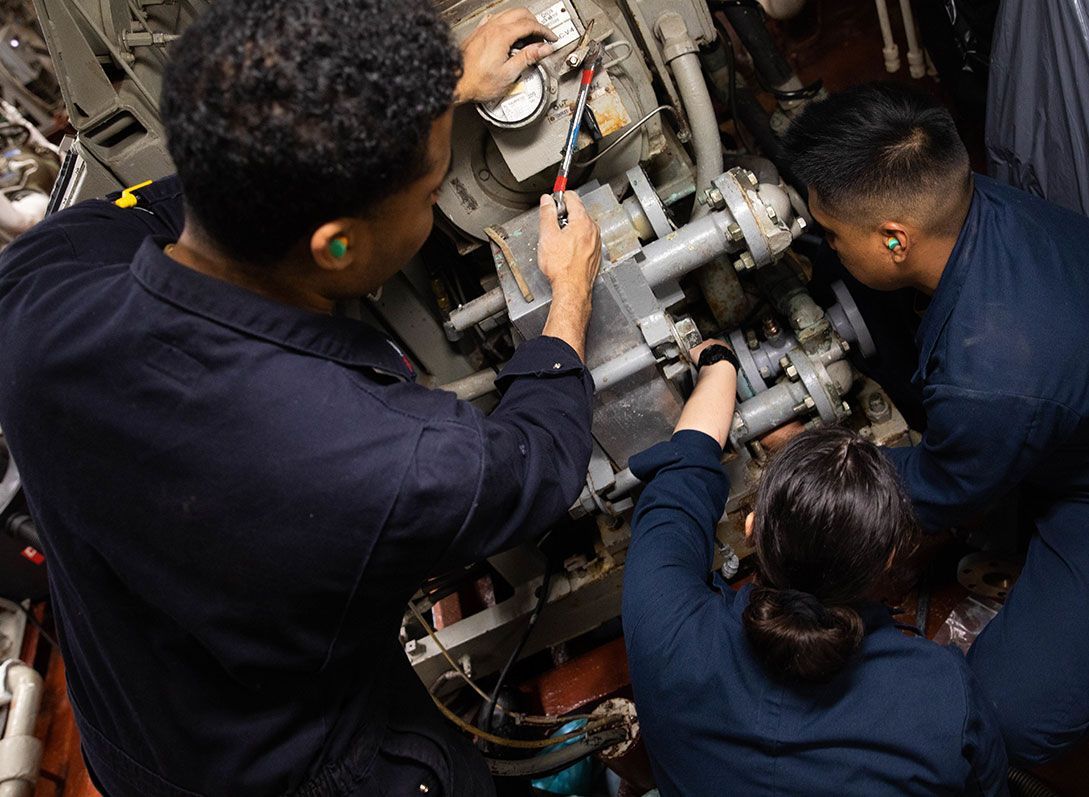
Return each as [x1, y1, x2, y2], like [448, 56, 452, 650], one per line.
[161, 0, 461, 265]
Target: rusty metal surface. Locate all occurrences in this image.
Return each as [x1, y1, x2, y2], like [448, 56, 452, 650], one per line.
[523, 636, 631, 716]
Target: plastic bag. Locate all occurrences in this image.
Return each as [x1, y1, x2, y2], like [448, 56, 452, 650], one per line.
[933, 594, 1002, 653]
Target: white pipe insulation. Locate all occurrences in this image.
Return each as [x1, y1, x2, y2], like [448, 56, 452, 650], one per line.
[898, 0, 926, 78]
[0, 660, 43, 797]
[874, 0, 901, 73]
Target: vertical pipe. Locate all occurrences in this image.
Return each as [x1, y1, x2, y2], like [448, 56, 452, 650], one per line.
[875, 0, 901, 73]
[898, 0, 926, 78]
[0, 662, 43, 797]
[657, 13, 724, 220]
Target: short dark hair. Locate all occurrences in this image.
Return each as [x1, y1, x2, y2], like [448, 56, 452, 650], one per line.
[743, 427, 918, 683]
[161, 0, 461, 265]
[782, 82, 970, 233]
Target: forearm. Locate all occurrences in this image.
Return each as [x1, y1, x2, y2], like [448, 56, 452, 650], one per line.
[541, 286, 592, 361]
[674, 364, 737, 448]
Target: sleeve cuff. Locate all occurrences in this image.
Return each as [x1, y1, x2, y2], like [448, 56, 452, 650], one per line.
[628, 429, 724, 483]
[494, 336, 589, 391]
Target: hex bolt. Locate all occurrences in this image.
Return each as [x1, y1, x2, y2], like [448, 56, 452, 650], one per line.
[778, 355, 791, 370]
[746, 330, 760, 350]
[867, 393, 888, 413]
[804, 396, 816, 409]
[839, 339, 851, 352]
[762, 317, 780, 338]
[726, 222, 743, 241]
[797, 217, 807, 230]
[746, 170, 758, 187]
[785, 364, 799, 381]
[739, 252, 755, 270]
[841, 401, 852, 414]
[766, 205, 778, 221]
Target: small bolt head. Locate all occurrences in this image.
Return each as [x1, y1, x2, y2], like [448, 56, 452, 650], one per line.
[745, 330, 760, 350]
[839, 339, 851, 352]
[739, 252, 756, 269]
[785, 364, 799, 380]
[766, 205, 778, 221]
[778, 355, 791, 369]
[727, 222, 743, 241]
[841, 401, 852, 413]
[746, 170, 758, 187]
[803, 396, 816, 409]
[797, 216, 807, 230]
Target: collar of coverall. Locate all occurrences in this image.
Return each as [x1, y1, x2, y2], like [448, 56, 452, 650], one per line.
[130, 235, 416, 382]
[912, 178, 983, 384]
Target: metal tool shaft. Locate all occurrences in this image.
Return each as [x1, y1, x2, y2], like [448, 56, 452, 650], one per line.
[552, 42, 603, 226]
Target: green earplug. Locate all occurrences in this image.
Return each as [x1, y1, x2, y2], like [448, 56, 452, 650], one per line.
[329, 237, 348, 259]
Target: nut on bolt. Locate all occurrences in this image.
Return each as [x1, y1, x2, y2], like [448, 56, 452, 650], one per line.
[746, 170, 758, 187]
[733, 252, 755, 271]
[727, 222, 743, 242]
[785, 364, 799, 381]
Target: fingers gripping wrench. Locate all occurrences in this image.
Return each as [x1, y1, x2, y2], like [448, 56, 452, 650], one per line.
[552, 39, 604, 227]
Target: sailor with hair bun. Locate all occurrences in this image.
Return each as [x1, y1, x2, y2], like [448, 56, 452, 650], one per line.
[622, 338, 1008, 796]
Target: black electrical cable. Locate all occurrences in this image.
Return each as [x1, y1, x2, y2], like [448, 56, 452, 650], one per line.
[13, 602, 60, 650]
[482, 557, 556, 735]
[723, 34, 752, 154]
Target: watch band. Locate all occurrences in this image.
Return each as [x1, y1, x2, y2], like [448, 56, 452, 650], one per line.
[696, 344, 740, 373]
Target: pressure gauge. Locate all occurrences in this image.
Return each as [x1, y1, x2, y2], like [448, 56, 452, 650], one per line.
[477, 64, 549, 129]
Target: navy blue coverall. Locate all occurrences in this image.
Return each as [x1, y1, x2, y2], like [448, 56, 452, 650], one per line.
[623, 430, 1009, 796]
[0, 178, 594, 797]
[884, 175, 1089, 765]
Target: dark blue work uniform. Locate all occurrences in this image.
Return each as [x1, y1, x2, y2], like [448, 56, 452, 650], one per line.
[623, 431, 1009, 796]
[884, 175, 1089, 765]
[0, 178, 594, 796]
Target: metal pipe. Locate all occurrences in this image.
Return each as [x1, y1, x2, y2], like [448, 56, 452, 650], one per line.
[874, 0, 901, 73]
[446, 289, 507, 334]
[733, 378, 811, 445]
[639, 211, 733, 288]
[657, 13, 723, 219]
[898, 0, 925, 78]
[591, 346, 656, 391]
[0, 661, 43, 797]
[720, 3, 797, 89]
[438, 369, 497, 401]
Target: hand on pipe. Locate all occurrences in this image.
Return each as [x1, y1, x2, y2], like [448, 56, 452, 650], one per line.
[675, 338, 738, 449]
[539, 192, 601, 361]
[455, 9, 557, 104]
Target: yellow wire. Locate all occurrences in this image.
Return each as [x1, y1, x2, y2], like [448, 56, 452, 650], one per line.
[429, 692, 626, 750]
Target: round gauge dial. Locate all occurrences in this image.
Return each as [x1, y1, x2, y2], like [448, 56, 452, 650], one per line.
[477, 64, 548, 129]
